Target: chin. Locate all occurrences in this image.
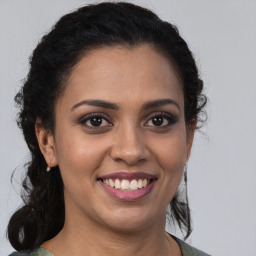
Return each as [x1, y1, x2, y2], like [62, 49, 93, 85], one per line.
[98, 206, 161, 232]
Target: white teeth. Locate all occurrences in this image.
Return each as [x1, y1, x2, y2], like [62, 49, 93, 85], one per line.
[121, 179, 130, 190]
[138, 179, 143, 188]
[115, 179, 121, 189]
[102, 178, 152, 191]
[130, 179, 138, 190]
[109, 179, 115, 188]
[142, 179, 148, 187]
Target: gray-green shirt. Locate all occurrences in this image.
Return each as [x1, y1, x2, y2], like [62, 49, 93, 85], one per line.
[9, 235, 211, 256]
[9, 235, 210, 256]
[173, 236, 211, 256]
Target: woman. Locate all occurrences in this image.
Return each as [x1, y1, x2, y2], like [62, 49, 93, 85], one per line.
[8, 2, 209, 256]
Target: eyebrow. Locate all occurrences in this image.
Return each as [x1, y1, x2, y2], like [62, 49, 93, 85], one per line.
[71, 99, 118, 111]
[71, 98, 180, 112]
[142, 99, 180, 112]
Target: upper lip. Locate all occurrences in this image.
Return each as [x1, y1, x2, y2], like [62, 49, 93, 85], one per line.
[98, 171, 158, 180]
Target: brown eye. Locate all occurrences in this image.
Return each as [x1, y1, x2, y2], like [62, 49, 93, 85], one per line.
[152, 116, 164, 126]
[145, 112, 178, 128]
[78, 113, 112, 129]
[89, 117, 103, 127]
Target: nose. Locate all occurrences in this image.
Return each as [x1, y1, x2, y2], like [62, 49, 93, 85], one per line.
[110, 124, 150, 166]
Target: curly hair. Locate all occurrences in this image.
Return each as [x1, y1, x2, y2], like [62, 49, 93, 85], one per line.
[7, 2, 207, 251]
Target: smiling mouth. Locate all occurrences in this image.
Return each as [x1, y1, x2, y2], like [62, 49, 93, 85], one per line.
[97, 172, 157, 200]
[98, 178, 154, 191]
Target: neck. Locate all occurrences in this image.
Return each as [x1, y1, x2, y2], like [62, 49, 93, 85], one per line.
[42, 209, 176, 256]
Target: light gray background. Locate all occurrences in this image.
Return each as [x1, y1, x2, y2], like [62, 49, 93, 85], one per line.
[1, 0, 256, 255]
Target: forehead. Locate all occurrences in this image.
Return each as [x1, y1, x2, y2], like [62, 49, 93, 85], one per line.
[57, 44, 183, 110]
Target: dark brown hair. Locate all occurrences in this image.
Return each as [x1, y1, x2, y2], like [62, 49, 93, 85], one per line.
[8, 2, 207, 251]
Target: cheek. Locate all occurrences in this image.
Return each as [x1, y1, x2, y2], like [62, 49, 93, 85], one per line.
[54, 128, 108, 187]
[150, 128, 187, 199]
[153, 127, 187, 169]
[54, 133, 110, 214]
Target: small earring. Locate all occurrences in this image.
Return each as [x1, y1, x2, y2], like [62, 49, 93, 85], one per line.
[46, 160, 51, 172]
[184, 163, 188, 184]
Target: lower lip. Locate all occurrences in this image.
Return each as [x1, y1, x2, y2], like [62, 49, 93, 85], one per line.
[99, 180, 156, 201]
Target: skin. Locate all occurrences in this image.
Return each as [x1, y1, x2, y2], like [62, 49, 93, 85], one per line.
[36, 44, 196, 256]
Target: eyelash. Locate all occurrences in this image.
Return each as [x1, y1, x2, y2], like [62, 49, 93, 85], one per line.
[78, 112, 113, 130]
[145, 112, 178, 128]
[78, 111, 178, 130]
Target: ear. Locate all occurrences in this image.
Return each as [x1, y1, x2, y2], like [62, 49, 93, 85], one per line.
[185, 120, 197, 162]
[35, 118, 58, 168]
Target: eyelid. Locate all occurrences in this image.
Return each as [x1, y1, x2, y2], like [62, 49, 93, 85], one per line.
[77, 111, 177, 129]
[78, 112, 113, 128]
[144, 111, 178, 127]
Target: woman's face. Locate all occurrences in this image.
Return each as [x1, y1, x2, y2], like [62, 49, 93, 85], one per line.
[46, 45, 195, 231]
